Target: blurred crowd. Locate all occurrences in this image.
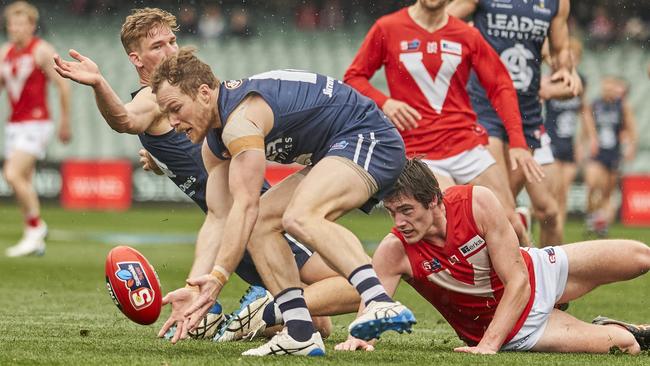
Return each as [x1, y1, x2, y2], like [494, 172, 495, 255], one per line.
[1, 0, 649, 47]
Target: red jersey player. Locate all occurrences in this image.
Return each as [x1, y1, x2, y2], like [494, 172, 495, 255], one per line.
[1, 1, 71, 257]
[336, 158, 650, 354]
[344, 0, 542, 246]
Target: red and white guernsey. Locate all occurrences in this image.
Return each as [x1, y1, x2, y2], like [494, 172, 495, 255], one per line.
[345, 10, 526, 159]
[392, 185, 535, 346]
[1, 37, 49, 123]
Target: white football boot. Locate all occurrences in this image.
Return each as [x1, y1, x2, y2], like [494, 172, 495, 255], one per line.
[242, 328, 325, 356]
[214, 286, 272, 342]
[348, 301, 416, 340]
[6, 222, 47, 257]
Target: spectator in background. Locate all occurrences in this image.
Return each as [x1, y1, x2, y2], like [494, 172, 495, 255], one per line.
[178, 5, 199, 36]
[227, 8, 254, 39]
[588, 6, 615, 48]
[321, 0, 344, 31]
[295, 3, 318, 31]
[198, 4, 225, 40]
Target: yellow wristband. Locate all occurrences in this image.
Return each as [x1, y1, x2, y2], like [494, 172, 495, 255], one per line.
[210, 265, 230, 286]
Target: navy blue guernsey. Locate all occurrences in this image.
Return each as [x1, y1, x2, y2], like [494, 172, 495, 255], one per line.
[469, 0, 559, 128]
[544, 74, 586, 146]
[209, 70, 395, 165]
[593, 98, 624, 155]
[132, 88, 269, 213]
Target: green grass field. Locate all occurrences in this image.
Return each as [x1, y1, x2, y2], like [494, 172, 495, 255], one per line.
[0, 203, 648, 365]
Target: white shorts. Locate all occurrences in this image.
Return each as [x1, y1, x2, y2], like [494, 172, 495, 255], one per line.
[501, 246, 569, 351]
[4, 120, 54, 160]
[422, 145, 496, 184]
[533, 133, 555, 166]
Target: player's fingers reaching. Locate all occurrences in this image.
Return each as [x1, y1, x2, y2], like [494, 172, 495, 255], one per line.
[402, 104, 421, 129]
[334, 336, 375, 351]
[158, 316, 176, 338]
[68, 49, 88, 62]
[186, 303, 212, 332]
[171, 319, 184, 344]
[454, 346, 496, 354]
[161, 292, 173, 306]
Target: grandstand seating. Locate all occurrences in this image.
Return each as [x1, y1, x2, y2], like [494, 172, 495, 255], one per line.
[0, 18, 648, 172]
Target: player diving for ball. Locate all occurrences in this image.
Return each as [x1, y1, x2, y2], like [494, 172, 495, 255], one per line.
[149, 47, 416, 356]
[53, 7, 359, 344]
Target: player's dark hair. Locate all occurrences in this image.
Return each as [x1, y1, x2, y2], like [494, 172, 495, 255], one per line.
[151, 46, 219, 99]
[384, 158, 443, 208]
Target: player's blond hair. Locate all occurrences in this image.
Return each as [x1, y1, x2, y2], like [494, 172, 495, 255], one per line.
[3, 1, 39, 25]
[151, 46, 219, 99]
[120, 7, 178, 53]
[384, 158, 443, 208]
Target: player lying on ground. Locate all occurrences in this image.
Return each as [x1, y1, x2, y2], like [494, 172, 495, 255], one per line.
[336, 158, 650, 354]
[150, 48, 416, 356]
[52, 7, 359, 343]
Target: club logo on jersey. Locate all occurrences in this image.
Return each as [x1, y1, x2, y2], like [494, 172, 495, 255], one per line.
[440, 40, 462, 55]
[426, 42, 437, 54]
[422, 258, 443, 273]
[225, 79, 243, 89]
[400, 39, 420, 51]
[266, 136, 294, 163]
[459, 235, 486, 257]
[329, 140, 349, 151]
[115, 262, 156, 310]
[533, 0, 551, 14]
[544, 248, 557, 263]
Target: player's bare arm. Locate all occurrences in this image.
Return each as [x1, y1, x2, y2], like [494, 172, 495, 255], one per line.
[182, 95, 272, 332]
[446, 0, 479, 19]
[621, 100, 637, 161]
[157, 142, 233, 344]
[54, 49, 159, 134]
[548, 0, 581, 97]
[455, 186, 530, 354]
[37, 41, 71, 143]
[580, 103, 599, 158]
[336, 233, 412, 352]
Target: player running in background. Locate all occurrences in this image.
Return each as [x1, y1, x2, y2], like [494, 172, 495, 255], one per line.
[53, 8, 358, 344]
[1, 1, 71, 257]
[447, 0, 580, 246]
[336, 158, 650, 354]
[584, 77, 637, 237]
[539, 38, 596, 243]
[151, 48, 416, 356]
[344, 0, 543, 247]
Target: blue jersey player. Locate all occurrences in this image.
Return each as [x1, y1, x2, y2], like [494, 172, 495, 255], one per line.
[151, 48, 416, 356]
[448, 0, 580, 246]
[53, 8, 361, 344]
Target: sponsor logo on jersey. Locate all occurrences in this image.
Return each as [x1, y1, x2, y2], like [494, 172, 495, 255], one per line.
[544, 247, 556, 263]
[266, 136, 294, 162]
[441, 40, 462, 55]
[224, 79, 243, 89]
[115, 262, 156, 310]
[490, 0, 513, 10]
[459, 235, 486, 257]
[448, 255, 460, 265]
[426, 41, 437, 54]
[329, 140, 349, 151]
[422, 258, 443, 272]
[485, 13, 550, 42]
[322, 76, 335, 98]
[400, 39, 421, 51]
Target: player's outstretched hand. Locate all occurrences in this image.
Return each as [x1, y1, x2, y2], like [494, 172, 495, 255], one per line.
[454, 345, 497, 354]
[509, 147, 545, 183]
[183, 274, 224, 332]
[157, 286, 199, 344]
[334, 335, 376, 352]
[382, 98, 421, 131]
[139, 149, 164, 175]
[53, 49, 102, 87]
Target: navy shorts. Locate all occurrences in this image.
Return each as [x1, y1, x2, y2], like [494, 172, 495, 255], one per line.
[550, 138, 575, 163]
[235, 233, 312, 286]
[321, 112, 406, 213]
[594, 150, 621, 171]
[471, 95, 543, 149]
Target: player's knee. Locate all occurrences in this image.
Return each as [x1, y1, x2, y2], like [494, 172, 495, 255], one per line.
[281, 210, 309, 239]
[2, 165, 21, 187]
[615, 331, 641, 355]
[535, 203, 559, 226]
[628, 240, 650, 274]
